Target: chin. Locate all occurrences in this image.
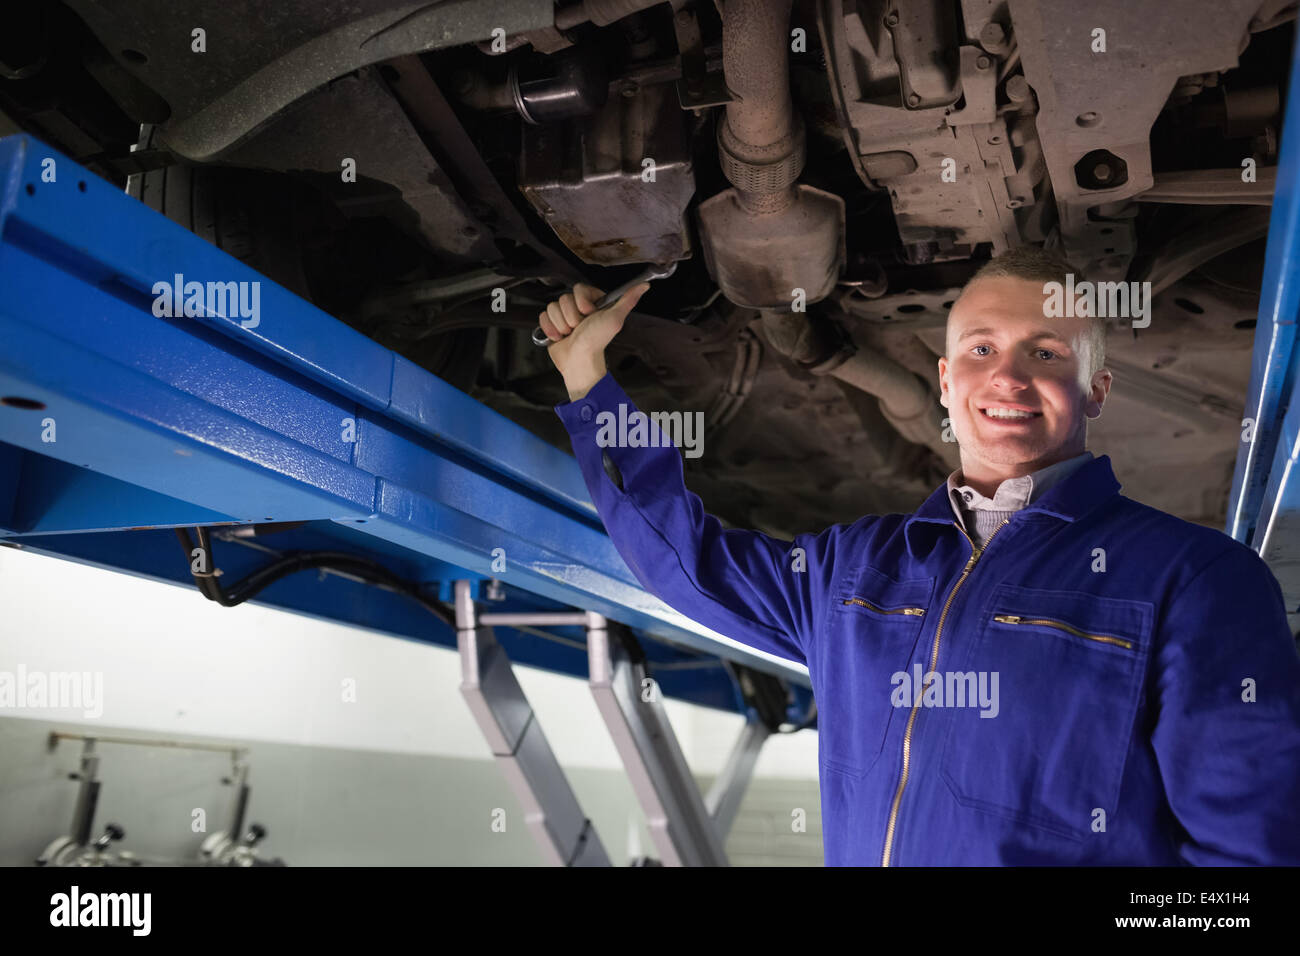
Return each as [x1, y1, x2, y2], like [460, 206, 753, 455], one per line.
[970, 439, 1053, 464]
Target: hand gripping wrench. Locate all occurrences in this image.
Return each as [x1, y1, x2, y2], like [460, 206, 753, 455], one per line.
[531, 262, 677, 347]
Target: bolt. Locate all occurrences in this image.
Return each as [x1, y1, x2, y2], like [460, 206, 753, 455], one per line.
[907, 92, 921, 107]
[1006, 75, 1030, 103]
[885, 11, 899, 26]
[988, 135, 1002, 145]
[979, 22, 1007, 50]
[976, 55, 991, 70]
[1093, 163, 1112, 182]
[1007, 199, 1023, 208]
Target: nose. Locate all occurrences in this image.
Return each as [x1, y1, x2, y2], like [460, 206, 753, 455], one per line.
[988, 350, 1033, 390]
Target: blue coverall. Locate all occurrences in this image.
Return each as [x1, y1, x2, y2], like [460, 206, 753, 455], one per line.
[555, 372, 1300, 865]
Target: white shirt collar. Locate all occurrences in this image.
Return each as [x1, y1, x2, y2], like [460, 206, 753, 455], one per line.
[947, 451, 1095, 514]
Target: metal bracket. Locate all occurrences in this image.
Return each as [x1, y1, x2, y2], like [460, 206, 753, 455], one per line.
[945, 46, 998, 127]
[670, 0, 733, 110]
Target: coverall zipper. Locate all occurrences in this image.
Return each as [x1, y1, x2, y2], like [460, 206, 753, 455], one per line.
[880, 517, 1009, 867]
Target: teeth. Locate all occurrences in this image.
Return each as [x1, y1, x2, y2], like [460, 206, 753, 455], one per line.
[982, 408, 1036, 419]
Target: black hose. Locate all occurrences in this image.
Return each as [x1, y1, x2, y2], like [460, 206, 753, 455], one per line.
[174, 528, 456, 629]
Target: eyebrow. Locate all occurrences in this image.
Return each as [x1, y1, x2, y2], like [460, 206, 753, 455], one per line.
[955, 326, 1072, 346]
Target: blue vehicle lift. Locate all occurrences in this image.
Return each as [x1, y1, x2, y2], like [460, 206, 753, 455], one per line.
[2, 25, 1299, 861]
[0, 128, 812, 866]
[1227, 27, 1300, 632]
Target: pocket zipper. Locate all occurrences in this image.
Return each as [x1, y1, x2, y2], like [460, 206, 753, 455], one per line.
[992, 613, 1133, 650]
[842, 597, 926, 616]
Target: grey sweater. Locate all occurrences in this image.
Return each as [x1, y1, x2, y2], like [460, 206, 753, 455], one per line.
[946, 451, 1095, 551]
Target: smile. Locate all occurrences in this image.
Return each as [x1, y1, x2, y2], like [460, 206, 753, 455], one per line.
[980, 408, 1042, 420]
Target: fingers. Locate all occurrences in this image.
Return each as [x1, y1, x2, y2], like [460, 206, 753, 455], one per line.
[536, 281, 644, 344]
[537, 309, 561, 342]
[546, 299, 575, 336]
[538, 295, 584, 343]
[573, 283, 605, 315]
[557, 291, 585, 329]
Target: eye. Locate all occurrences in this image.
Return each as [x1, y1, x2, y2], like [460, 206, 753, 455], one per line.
[971, 344, 992, 356]
[1035, 348, 1058, 360]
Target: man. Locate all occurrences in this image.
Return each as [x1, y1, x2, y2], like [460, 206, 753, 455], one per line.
[538, 247, 1300, 866]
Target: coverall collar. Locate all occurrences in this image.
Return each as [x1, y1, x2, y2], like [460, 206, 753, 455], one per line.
[905, 453, 1122, 559]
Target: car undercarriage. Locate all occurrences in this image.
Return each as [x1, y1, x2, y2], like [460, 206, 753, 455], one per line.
[2, 0, 1293, 536]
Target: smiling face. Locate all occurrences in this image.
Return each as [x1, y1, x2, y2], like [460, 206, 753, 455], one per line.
[938, 276, 1112, 496]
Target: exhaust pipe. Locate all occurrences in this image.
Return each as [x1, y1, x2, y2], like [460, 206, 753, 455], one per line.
[759, 310, 960, 466]
[696, 0, 844, 309]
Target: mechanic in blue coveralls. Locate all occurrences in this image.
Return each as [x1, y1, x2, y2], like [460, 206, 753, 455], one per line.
[536, 246, 1300, 866]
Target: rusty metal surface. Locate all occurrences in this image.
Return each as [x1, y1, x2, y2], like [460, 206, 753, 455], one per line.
[698, 184, 845, 307]
[519, 83, 696, 266]
[1009, 0, 1264, 280]
[816, 0, 1027, 261]
[23, 0, 1284, 544]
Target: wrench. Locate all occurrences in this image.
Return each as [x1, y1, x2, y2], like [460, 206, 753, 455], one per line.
[531, 262, 677, 347]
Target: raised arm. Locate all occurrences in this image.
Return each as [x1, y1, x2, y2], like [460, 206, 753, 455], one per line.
[543, 282, 843, 666]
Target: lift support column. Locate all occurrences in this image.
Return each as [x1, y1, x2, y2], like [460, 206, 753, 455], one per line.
[586, 611, 769, 867]
[455, 580, 611, 866]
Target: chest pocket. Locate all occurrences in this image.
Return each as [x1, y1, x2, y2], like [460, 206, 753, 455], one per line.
[819, 566, 935, 778]
[939, 583, 1152, 841]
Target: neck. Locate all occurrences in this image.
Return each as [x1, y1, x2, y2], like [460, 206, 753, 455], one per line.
[958, 448, 1086, 499]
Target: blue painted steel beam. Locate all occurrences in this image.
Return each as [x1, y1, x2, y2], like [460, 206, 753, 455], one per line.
[0, 134, 813, 715]
[1228, 25, 1300, 559]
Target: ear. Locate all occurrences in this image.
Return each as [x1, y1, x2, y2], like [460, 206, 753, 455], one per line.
[938, 356, 950, 408]
[1085, 368, 1113, 418]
